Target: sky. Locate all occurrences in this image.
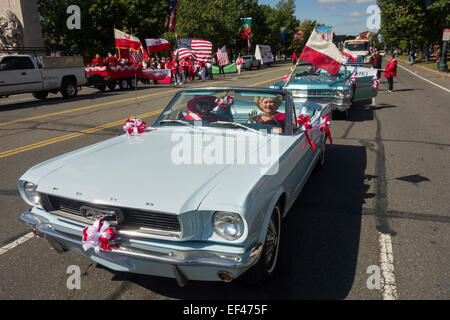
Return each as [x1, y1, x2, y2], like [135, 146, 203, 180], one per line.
[258, 0, 379, 36]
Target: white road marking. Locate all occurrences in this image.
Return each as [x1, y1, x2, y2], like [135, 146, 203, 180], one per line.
[0, 232, 34, 256]
[378, 232, 399, 300]
[397, 64, 450, 93]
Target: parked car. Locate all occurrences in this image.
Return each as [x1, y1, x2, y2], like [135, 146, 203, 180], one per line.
[0, 54, 86, 100]
[18, 87, 331, 286]
[271, 62, 378, 118]
[241, 55, 261, 71]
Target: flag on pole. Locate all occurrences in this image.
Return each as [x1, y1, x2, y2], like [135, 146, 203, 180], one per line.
[294, 31, 303, 43]
[240, 17, 252, 39]
[342, 48, 358, 62]
[176, 38, 212, 63]
[280, 27, 287, 43]
[299, 28, 345, 75]
[315, 26, 334, 42]
[129, 47, 147, 64]
[165, 0, 178, 32]
[114, 28, 142, 51]
[145, 38, 171, 53]
[172, 48, 196, 60]
[216, 46, 230, 66]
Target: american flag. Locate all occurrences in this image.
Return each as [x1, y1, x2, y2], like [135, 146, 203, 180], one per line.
[177, 38, 212, 63]
[129, 46, 147, 64]
[165, 0, 178, 32]
[172, 48, 196, 60]
[216, 45, 230, 66]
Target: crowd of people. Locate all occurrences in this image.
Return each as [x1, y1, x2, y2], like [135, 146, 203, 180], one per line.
[90, 52, 240, 86]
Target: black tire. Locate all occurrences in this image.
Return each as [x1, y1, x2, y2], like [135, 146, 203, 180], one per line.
[32, 91, 48, 100]
[257, 64, 261, 70]
[242, 204, 281, 285]
[107, 81, 116, 90]
[61, 80, 78, 99]
[96, 84, 107, 92]
[119, 78, 129, 90]
[129, 78, 137, 89]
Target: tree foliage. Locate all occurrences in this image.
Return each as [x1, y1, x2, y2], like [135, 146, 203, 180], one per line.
[38, 0, 169, 60]
[378, 0, 450, 48]
[38, 0, 310, 60]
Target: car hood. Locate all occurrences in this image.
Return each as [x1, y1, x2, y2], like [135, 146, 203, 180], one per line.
[22, 127, 273, 214]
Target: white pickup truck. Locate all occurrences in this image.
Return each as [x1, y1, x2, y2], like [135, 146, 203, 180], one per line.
[0, 54, 87, 100]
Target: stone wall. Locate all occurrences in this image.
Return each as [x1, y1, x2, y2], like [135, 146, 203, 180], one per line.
[0, 0, 43, 48]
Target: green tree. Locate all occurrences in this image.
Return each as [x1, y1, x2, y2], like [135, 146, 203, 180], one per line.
[38, 0, 169, 62]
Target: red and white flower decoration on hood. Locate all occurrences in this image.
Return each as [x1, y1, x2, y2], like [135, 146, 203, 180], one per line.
[297, 114, 316, 150]
[123, 118, 147, 136]
[82, 219, 119, 254]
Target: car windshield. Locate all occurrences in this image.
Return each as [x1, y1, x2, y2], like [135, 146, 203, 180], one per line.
[293, 63, 347, 82]
[344, 42, 368, 51]
[155, 89, 287, 134]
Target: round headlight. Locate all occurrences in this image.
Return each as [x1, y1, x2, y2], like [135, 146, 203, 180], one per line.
[336, 90, 344, 98]
[212, 212, 244, 241]
[23, 181, 40, 206]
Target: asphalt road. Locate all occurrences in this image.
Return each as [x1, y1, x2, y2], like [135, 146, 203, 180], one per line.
[0, 61, 448, 300]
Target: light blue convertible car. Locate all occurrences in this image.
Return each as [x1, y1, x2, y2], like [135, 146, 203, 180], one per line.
[271, 62, 378, 118]
[18, 87, 331, 286]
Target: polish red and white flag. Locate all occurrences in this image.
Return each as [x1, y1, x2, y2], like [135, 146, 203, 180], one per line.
[114, 29, 142, 51]
[299, 28, 345, 75]
[342, 48, 358, 62]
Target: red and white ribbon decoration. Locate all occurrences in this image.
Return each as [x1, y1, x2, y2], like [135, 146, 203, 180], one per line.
[216, 95, 234, 110]
[320, 114, 333, 145]
[297, 114, 316, 150]
[372, 76, 380, 92]
[82, 219, 119, 254]
[123, 118, 147, 136]
[283, 74, 290, 82]
[351, 71, 358, 88]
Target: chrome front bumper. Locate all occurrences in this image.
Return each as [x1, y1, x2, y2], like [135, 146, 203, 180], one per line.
[20, 210, 262, 271]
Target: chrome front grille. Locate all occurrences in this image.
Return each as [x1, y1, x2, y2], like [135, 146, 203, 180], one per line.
[41, 194, 181, 233]
[292, 89, 335, 98]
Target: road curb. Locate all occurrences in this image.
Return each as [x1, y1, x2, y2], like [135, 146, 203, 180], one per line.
[397, 58, 450, 79]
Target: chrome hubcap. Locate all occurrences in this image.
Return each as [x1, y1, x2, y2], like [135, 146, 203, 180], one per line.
[264, 208, 280, 274]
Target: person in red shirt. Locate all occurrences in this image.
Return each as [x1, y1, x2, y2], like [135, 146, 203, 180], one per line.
[291, 52, 297, 65]
[384, 54, 397, 92]
[92, 54, 104, 66]
[250, 96, 285, 133]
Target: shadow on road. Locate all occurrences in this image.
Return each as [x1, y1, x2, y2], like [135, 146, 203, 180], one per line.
[100, 144, 369, 300]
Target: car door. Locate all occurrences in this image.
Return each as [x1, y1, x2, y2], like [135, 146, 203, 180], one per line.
[0, 56, 42, 95]
[280, 96, 314, 202]
[350, 66, 378, 101]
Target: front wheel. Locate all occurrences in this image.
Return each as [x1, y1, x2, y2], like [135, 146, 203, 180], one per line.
[32, 91, 48, 100]
[242, 204, 281, 285]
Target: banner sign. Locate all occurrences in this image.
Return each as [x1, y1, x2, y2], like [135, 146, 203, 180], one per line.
[255, 45, 274, 65]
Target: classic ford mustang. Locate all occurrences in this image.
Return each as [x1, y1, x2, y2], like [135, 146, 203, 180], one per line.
[271, 62, 378, 118]
[18, 87, 331, 286]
